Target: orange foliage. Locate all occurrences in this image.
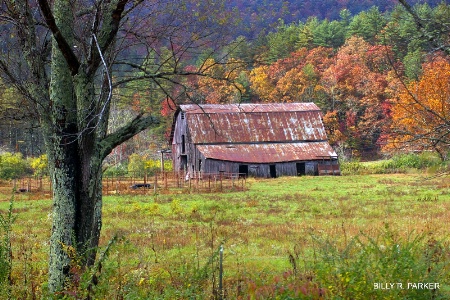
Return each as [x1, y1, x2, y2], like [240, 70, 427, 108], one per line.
[249, 47, 334, 103]
[189, 58, 245, 104]
[385, 57, 450, 156]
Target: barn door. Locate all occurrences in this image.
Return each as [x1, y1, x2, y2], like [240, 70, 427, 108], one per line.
[269, 164, 277, 178]
[296, 162, 305, 176]
[238, 165, 248, 178]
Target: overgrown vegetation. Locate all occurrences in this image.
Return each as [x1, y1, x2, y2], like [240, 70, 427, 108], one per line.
[0, 173, 449, 298]
[341, 153, 445, 175]
[0, 153, 31, 180]
[0, 193, 17, 298]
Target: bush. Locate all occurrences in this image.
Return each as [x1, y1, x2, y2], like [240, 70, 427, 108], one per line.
[340, 152, 445, 175]
[311, 225, 449, 299]
[30, 154, 48, 177]
[103, 163, 128, 177]
[385, 153, 442, 170]
[127, 154, 173, 177]
[128, 153, 146, 176]
[0, 152, 31, 180]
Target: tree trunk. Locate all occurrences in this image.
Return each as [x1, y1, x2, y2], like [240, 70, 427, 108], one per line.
[46, 0, 78, 291]
[46, 1, 104, 291]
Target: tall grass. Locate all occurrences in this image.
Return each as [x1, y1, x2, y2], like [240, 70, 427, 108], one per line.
[0, 193, 17, 299]
[311, 224, 450, 299]
[341, 153, 445, 175]
[1, 174, 450, 298]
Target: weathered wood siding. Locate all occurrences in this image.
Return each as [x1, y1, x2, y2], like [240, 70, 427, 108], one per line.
[172, 111, 195, 173]
[171, 104, 340, 178]
[199, 156, 335, 178]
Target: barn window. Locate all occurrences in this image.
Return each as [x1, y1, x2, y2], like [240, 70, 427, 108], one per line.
[181, 112, 185, 119]
[181, 135, 186, 153]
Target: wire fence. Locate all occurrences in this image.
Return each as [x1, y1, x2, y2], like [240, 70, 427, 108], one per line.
[10, 171, 247, 196]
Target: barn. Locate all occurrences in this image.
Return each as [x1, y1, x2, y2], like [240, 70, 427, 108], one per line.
[170, 103, 339, 178]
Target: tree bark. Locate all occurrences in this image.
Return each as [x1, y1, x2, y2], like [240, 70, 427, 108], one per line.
[2, 0, 228, 293]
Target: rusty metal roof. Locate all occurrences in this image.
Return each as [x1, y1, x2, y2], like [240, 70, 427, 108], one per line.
[181, 103, 327, 144]
[180, 102, 321, 114]
[197, 142, 337, 163]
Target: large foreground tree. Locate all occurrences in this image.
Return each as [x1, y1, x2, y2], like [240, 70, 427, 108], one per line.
[0, 0, 238, 292]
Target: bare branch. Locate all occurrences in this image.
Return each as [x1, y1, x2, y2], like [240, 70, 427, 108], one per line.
[100, 114, 159, 160]
[87, 0, 128, 76]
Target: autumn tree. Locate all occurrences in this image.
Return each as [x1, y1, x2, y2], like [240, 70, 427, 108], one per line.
[0, 0, 237, 292]
[386, 57, 450, 159]
[320, 37, 395, 157]
[382, 0, 450, 159]
[184, 58, 246, 104]
[249, 47, 334, 103]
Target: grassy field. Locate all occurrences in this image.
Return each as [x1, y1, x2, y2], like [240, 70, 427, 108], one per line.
[1, 173, 450, 299]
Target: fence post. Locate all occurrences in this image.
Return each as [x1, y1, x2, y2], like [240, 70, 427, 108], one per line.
[164, 172, 168, 189]
[219, 244, 224, 300]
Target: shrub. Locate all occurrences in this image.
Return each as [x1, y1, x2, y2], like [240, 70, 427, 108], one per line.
[30, 154, 48, 177]
[0, 152, 31, 180]
[385, 153, 442, 170]
[128, 153, 173, 177]
[340, 152, 445, 175]
[128, 153, 146, 177]
[0, 195, 17, 298]
[311, 225, 449, 299]
[103, 163, 128, 177]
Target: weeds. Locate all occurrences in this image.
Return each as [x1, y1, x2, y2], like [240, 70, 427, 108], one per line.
[0, 192, 17, 298]
[310, 224, 450, 299]
[341, 153, 445, 175]
[1, 174, 450, 298]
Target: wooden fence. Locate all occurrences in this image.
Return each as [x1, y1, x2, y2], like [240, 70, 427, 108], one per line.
[103, 171, 247, 194]
[14, 171, 247, 195]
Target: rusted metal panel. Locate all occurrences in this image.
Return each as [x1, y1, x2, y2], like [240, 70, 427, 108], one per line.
[180, 102, 321, 114]
[185, 110, 327, 144]
[196, 142, 337, 163]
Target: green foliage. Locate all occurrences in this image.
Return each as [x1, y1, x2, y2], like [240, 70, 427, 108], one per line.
[312, 19, 346, 48]
[0, 152, 31, 180]
[128, 153, 173, 177]
[103, 163, 128, 177]
[386, 152, 442, 170]
[266, 20, 302, 61]
[403, 49, 423, 80]
[0, 194, 17, 298]
[312, 224, 449, 299]
[127, 154, 146, 177]
[30, 154, 48, 177]
[347, 6, 386, 43]
[340, 153, 444, 175]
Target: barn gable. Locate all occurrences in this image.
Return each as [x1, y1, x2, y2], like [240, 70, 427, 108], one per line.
[171, 103, 339, 177]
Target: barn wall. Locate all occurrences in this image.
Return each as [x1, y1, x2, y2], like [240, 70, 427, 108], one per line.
[172, 112, 197, 173]
[171, 103, 339, 177]
[200, 158, 337, 178]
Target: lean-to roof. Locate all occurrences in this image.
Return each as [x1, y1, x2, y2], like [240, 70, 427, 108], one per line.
[196, 142, 337, 163]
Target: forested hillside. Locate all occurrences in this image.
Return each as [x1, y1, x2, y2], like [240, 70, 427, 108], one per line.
[1, 1, 449, 163]
[181, 2, 450, 159]
[226, 0, 442, 37]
